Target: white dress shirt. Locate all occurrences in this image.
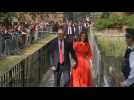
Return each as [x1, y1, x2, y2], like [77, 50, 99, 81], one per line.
[68, 26, 72, 35]
[123, 45, 134, 86]
[73, 26, 75, 34]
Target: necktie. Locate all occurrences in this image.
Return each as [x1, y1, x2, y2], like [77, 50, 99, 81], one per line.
[59, 40, 63, 64]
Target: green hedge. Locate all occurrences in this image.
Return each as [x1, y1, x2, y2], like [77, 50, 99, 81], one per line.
[125, 15, 134, 28]
[95, 35, 126, 57]
[95, 15, 134, 31]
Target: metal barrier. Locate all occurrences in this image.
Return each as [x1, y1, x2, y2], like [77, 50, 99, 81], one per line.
[0, 30, 56, 58]
[97, 35, 125, 87]
[0, 33, 57, 87]
[89, 27, 125, 87]
[88, 28, 103, 87]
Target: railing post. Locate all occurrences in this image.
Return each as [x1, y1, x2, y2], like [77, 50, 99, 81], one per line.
[0, 32, 57, 87]
[89, 27, 105, 87]
[9, 70, 12, 87]
[21, 60, 25, 87]
[98, 54, 104, 87]
[38, 49, 41, 83]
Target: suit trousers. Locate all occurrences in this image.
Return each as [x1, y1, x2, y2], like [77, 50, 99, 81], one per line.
[56, 63, 70, 87]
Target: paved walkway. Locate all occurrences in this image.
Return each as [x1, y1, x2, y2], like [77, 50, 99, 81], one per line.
[39, 43, 98, 87]
[39, 67, 56, 87]
[39, 54, 74, 87]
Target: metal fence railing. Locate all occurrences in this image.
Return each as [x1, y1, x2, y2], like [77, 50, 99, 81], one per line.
[89, 27, 125, 87]
[0, 32, 57, 87]
[96, 35, 125, 87]
[88, 28, 103, 87]
[0, 26, 57, 59]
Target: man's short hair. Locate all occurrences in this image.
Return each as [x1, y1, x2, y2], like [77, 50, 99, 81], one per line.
[125, 28, 134, 40]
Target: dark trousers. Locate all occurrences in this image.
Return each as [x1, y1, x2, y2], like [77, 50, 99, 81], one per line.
[56, 63, 70, 87]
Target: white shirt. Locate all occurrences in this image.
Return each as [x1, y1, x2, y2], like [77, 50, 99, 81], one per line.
[73, 26, 76, 34]
[123, 45, 134, 86]
[68, 26, 72, 35]
[78, 25, 82, 33]
[58, 39, 64, 62]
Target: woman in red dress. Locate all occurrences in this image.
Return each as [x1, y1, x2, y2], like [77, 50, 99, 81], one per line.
[69, 32, 93, 87]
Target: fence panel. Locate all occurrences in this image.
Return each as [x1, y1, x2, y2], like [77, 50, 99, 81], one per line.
[0, 33, 57, 87]
[89, 28, 125, 87]
[88, 30, 103, 87]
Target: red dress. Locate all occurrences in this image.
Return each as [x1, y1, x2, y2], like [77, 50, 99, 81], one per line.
[69, 41, 93, 87]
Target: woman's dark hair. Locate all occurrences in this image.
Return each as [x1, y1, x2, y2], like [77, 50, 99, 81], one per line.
[80, 32, 89, 43]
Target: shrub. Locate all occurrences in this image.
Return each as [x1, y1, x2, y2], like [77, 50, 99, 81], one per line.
[95, 15, 134, 31]
[95, 35, 126, 57]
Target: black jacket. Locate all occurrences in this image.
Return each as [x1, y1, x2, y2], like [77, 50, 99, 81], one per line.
[50, 37, 77, 71]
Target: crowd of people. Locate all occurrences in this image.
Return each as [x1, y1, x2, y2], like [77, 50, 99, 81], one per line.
[0, 16, 93, 87]
[0, 18, 91, 58]
[0, 20, 61, 58]
[63, 19, 91, 41]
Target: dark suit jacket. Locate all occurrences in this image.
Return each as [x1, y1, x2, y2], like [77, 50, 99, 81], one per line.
[75, 25, 80, 35]
[50, 37, 77, 71]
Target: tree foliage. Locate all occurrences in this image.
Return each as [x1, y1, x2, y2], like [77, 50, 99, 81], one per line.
[95, 13, 134, 30]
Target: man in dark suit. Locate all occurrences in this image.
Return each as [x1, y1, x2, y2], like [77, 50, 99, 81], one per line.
[52, 28, 77, 87]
